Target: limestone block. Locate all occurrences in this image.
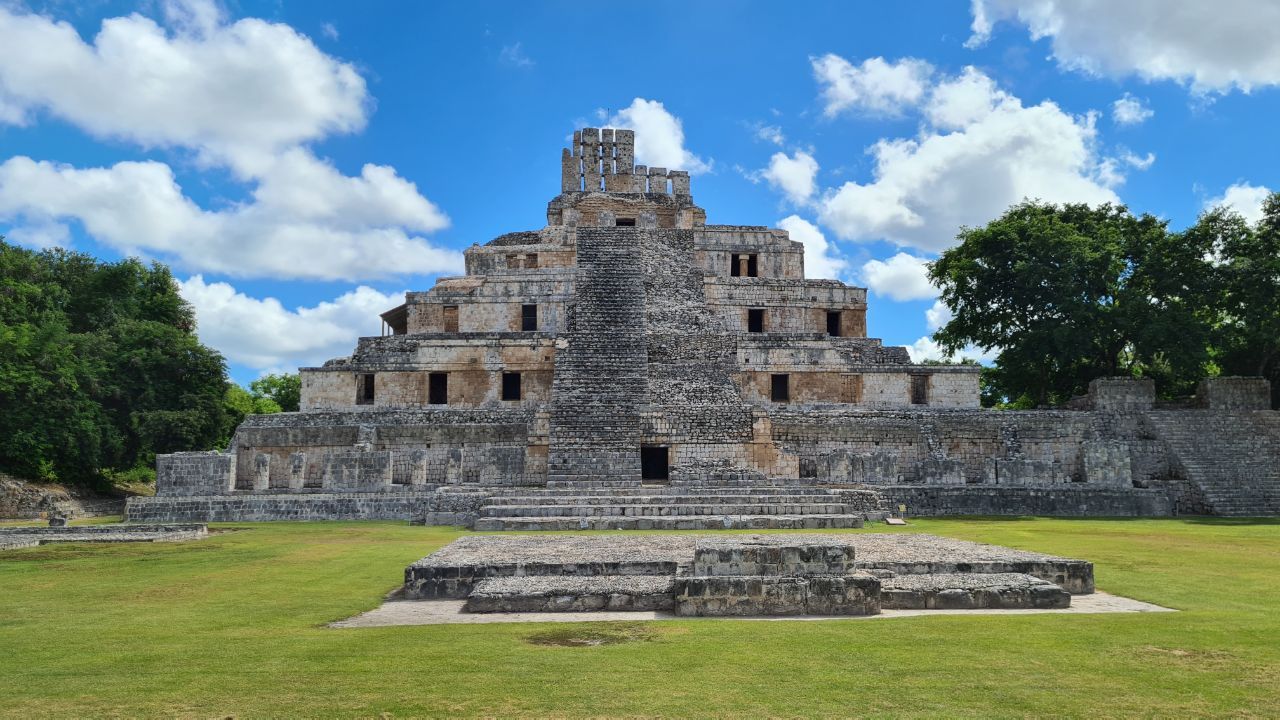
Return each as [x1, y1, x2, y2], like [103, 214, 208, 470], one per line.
[919, 458, 965, 485]
[1197, 376, 1271, 410]
[1089, 377, 1155, 411]
[1082, 440, 1133, 486]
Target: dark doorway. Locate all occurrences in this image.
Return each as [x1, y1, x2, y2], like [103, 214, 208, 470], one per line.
[827, 310, 842, 337]
[356, 373, 375, 405]
[428, 372, 448, 405]
[521, 304, 538, 331]
[771, 373, 790, 402]
[747, 308, 765, 333]
[910, 374, 928, 405]
[501, 371, 522, 401]
[640, 445, 669, 482]
[615, 217, 636, 226]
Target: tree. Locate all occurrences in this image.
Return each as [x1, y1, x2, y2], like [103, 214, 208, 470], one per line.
[250, 373, 301, 412]
[929, 201, 1216, 405]
[0, 239, 231, 484]
[1208, 193, 1280, 407]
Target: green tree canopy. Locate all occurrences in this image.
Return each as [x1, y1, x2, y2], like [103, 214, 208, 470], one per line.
[0, 239, 233, 484]
[250, 373, 300, 413]
[929, 201, 1218, 406]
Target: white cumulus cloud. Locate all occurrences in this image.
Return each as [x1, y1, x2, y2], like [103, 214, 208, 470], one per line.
[861, 253, 937, 301]
[0, 2, 460, 282]
[906, 335, 997, 364]
[777, 215, 846, 280]
[817, 65, 1120, 253]
[0, 152, 460, 281]
[1112, 93, 1154, 125]
[761, 150, 819, 205]
[607, 98, 711, 174]
[0, 1, 367, 174]
[812, 54, 934, 117]
[968, 0, 1280, 94]
[179, 276, 404, 370]
[1207, 182, 1273, 225]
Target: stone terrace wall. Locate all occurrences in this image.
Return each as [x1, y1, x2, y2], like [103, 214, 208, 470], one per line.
[883, 486, 1174, 517]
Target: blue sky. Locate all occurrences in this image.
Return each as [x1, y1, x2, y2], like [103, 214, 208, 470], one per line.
[1, 0, 1278, 385]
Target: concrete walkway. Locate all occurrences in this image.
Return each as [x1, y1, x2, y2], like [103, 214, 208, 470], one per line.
[330, 591, 1174, 628]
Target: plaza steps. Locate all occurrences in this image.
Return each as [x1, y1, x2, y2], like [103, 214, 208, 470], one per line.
[462, 571, 1070, 613]
[1144, 411, 1280, 516]
[464, 575, 677, 613]
[470, 486, 877, 531]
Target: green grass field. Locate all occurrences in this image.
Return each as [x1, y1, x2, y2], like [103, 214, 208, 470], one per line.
[2, 518, 1278, 718]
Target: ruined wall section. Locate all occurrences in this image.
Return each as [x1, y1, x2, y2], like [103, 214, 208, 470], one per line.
[694, 227, 805, 280]
[300, 334, 556, 411]
[229, 409, 542, 489]
[704, 278, 867, 336]
[405, 272, 574, 334]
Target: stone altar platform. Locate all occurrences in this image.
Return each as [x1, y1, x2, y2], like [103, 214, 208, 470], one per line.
[402, 533, 1094, 617]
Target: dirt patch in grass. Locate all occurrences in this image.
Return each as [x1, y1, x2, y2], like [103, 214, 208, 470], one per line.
[525, 622, 661, 647]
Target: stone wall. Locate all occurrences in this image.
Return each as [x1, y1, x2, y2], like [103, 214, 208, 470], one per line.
[1198, 376, 1272, 410]
[127, 491, 433, 522]
[882, 486, 1174, 517]
[156, 452, 234, 496]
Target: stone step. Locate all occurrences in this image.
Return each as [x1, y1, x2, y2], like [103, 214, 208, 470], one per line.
[464, 575, 677, 613]
[479, 503, 854, 518]
[485, 494, 845, 506]
[880, 572, 1070, 610]
[490, 485, 844, 497]
[472, 514, 866, 531]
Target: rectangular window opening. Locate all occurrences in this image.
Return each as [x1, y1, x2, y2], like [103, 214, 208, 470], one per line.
[827, 310, 842, 337]
[747, 254, 759, 277]
[356, 373, 375, 405]
[524, 254, 539, 269]
[910, 375, 929, 405]
[640, 445, 669, 482]
[771, 373, 790, 402]
[442, 305, 458, 333]
[747, 308, 765, 333]
[730, 253, 742, 277]
[428, 372, 448, 405]
[501, 371, 522, 401]
[521, 304, 538, 332]
[615, 217, 636, 227]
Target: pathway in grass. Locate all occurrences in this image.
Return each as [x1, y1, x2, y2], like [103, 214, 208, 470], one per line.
[1, 518, 1278, 717]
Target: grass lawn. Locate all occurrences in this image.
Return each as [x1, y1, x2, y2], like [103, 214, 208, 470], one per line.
[2, 518, 1278, 718]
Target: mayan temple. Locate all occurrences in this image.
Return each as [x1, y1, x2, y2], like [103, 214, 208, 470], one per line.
[127, 128, 1280, 526]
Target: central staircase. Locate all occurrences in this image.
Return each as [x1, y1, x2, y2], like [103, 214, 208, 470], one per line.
[471, 485, 885, 530]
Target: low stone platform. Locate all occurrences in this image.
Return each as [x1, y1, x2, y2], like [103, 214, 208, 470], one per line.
[404, 533, 1095, 617]
[332, 592, 1173, 628]
[0, 523, 208, 550]
[881, 573, 1070, 610]
[466, 575, 676, 613]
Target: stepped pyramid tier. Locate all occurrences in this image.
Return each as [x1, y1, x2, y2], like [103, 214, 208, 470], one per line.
[129, 130, 1280, 524]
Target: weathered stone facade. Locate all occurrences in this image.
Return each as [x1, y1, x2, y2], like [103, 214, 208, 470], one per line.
[130, 128, 1280, 523]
